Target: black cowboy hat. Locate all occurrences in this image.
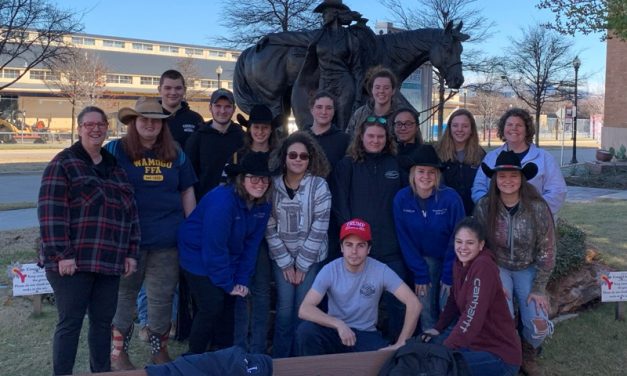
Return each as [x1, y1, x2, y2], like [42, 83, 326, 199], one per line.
[236, 104, 282, 130]
[399, 144, 443, 171]
[481, 150, 538, 180]
[313, 0, 350, 13]
[224, 151, 272, 177]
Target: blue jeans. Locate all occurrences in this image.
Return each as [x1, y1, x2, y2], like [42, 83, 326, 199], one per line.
[137, 284, 178, 326]
[499, 266, 552, 348]
[233, 240, 272, 354]
[296, 321, 388, 356]
[459, 349, 520, 376]
[46, 271, 120, 375]
[418, 256, 449, 331]
[271, 261, 321, 358]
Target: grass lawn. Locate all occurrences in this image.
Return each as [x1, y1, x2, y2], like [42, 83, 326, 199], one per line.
[0, 201, 625, 375]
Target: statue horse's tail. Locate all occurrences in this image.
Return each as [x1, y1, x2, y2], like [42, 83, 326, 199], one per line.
[233, 47, 259, 115]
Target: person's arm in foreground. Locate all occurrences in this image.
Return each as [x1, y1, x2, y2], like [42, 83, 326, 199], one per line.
[380, 282, 421, 351]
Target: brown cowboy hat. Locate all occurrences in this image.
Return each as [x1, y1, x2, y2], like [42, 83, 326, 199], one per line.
[118, 97, 170, 125]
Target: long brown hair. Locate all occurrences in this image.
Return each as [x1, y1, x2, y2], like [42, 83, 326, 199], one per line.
[485, 172, 545, 246]
[347, 121, 397, 162]
[437, 109, 484, 165]
[122, 117, 178, 161]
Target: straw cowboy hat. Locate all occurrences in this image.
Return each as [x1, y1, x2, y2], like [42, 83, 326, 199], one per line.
[481, 150, 538, 180]
[118, 97, 170, 125]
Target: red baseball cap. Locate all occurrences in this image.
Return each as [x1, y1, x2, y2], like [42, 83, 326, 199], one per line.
[340, 218, 372, 242]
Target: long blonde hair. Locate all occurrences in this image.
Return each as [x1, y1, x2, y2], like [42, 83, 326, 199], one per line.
[437, 109, 484, 166]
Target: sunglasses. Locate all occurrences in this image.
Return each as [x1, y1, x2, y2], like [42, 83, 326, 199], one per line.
[287, 151, 310, 161]
[245, 175, 270, 184]
[365, 116, 387, 126]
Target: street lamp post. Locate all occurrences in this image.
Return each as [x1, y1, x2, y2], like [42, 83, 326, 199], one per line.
[216, 65, 223, 89]
[570, 56, 581, 164]
[462, 88, 467, 108]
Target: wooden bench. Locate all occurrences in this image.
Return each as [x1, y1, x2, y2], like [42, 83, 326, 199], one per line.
[83, 349, 394, 376]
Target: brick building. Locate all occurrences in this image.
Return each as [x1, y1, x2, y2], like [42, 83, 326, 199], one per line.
[603, 37, 627, 149]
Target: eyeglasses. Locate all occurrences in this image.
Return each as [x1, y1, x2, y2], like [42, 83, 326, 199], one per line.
[365, 116, 387, 126]
[81, 122, 108, 129]
[245, 175, 270, 184]
[394, 121, 416, 129]
[287, 151, 310, 161]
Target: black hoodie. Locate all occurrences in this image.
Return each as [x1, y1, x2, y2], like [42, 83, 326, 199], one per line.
[163, 101, 204, 148]
[184, 120, 244, 200]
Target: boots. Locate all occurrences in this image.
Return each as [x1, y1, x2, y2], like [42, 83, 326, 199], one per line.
[111, 325, 136, 371]
[148, 327, 172, 365]
[521, 341, 543, 376]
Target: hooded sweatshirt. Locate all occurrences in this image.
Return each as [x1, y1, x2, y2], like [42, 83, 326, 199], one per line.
[184, 121, 244, 200]
[435, 250, 522, 367]
[162, 101, 204, 148]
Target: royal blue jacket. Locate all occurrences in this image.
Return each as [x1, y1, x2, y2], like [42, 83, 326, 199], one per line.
[393, 186, 465, 285]
[178, 185, 271, 293]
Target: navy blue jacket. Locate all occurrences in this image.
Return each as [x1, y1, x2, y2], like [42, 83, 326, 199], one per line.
[393, 186, 465, 285]
[441, 158, 483, 216]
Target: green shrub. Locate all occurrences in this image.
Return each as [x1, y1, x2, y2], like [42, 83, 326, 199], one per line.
[551, 218, 587, 282]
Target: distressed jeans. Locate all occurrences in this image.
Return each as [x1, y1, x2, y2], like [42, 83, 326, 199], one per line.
[112, 248, 178, 335]
[46, 271, 120, 375]
[499, 266, 552, 348]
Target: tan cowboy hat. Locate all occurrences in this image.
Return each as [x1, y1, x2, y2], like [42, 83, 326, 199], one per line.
[118, 97, 171, 125]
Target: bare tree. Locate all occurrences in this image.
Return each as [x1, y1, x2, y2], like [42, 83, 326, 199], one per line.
[499, 24, 575, 146]
[216, 0, 319, 48]
[0, 0, 82, 91]
[381, 0, 495, 138]
[45, 49, 107, 143]
[175, 57, 206, 100]
[537, 0, 627, 40]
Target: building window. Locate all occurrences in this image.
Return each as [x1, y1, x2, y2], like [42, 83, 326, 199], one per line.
[29, 70, 59, 81]
[106, 74, 133, 84]
[200, 80, 219, 89]
[209, 50, 226, 57]
[185, 47, 203, 56]
[103, 39, 125, 48]
[227, 81, 233, 89]
[140, 76, 160, 86]
[71, 36, 96, 46]
[132, 42, 153, 51]
[160, 45, 179, 54]
[3, 69, 20, 78]
[231, 53, 240, 59]
[5, 30, 28, 41]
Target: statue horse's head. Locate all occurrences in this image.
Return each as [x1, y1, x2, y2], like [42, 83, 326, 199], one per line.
[430, 21, 469, 89]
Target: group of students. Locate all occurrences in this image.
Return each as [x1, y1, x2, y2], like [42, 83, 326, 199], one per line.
[38, 66, 566, 376]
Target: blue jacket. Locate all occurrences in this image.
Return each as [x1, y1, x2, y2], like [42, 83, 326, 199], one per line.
[178, 185, 271, 293]
[471, 143, 567, 215]
[393, 186, 465, 285]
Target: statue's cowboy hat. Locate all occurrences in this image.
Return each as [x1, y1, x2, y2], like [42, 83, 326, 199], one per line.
[398, 144, 443, 171]
[224, 151, 272, 177]
[236, 104, 283, 130]
[118, 97, 170, 125]
[481, 150, 538, 180]
[313, 0, 350, 13]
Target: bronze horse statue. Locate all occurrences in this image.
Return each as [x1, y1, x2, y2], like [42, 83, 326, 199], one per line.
[233, 21, 468, 130]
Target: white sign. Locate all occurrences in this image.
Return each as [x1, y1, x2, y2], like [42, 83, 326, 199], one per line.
[12, 263, 53, 296]
[601, 272, 627, 302]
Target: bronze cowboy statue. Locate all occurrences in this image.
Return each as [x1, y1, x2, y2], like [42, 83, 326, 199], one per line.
[233, 0, 468, 131]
